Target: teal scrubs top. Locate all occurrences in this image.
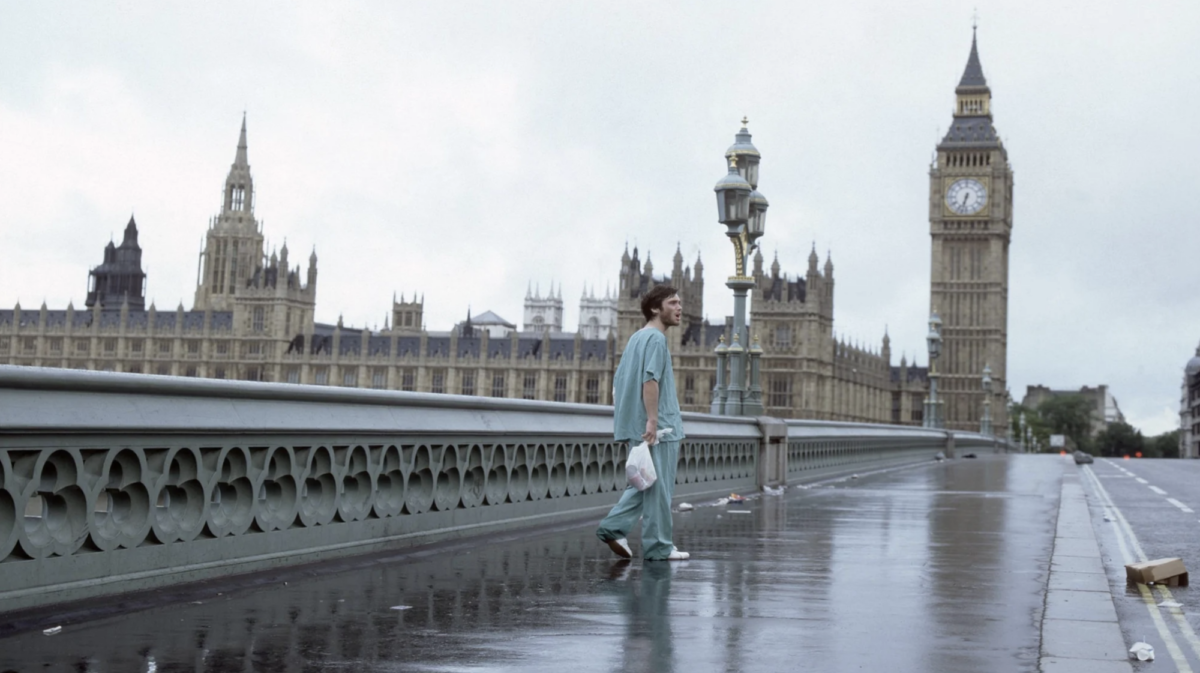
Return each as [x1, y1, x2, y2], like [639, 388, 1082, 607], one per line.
[613, 327, 685, 443]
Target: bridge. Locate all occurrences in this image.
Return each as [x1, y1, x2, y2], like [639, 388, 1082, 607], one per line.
[2, 365, 1174, 672]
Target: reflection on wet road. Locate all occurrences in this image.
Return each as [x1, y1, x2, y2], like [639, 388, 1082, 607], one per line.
[0, 455, 1061, 672]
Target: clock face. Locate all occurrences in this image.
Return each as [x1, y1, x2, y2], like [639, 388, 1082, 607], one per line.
[946, 178, 987, 215]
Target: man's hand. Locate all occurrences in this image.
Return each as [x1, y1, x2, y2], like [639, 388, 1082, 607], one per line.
[643, 418, 658, 445]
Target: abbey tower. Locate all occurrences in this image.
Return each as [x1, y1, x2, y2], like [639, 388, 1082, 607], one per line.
[929, 31, 1012, 433]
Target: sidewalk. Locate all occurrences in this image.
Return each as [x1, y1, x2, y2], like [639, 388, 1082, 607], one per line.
[1040, 468, 1132, 671]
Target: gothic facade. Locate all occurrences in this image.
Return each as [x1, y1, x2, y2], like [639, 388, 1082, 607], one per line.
[7, 39, 1021, 426]
[522, 283, 563, 333]
[611, 244, 929, 424]
[928, 31, 1013, 432]
[1181, 346, 1200, 458]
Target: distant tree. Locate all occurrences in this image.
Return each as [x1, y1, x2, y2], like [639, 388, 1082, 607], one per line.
[1009, 403, 1053, 452]
[1145, 430, 1182, 458]
[1038, 395, 1096, 452]
[1094, 421, 1145, 457]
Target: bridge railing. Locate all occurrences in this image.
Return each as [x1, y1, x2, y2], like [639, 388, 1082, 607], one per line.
[0, 365, 1006, 613]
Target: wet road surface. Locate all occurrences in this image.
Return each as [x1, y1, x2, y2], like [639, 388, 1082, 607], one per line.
[1084, 457, 1200, 670]
[0, 454, 1063, 672]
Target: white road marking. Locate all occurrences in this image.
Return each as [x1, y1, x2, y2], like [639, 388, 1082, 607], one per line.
[1168, 498, 1195, 513]
[1085, 466, 1200, 667]
[1136, 477, 1149, 484]
[1150, 486, 1168, 495]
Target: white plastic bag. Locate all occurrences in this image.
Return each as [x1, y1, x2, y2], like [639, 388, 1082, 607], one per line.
[626, 428, 672, 491]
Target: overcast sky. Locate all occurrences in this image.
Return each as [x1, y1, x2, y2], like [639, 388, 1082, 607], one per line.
[2, 1, 1197, 435]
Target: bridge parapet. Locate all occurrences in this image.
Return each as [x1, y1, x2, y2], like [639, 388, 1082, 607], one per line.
[0, 365, 1008, 613]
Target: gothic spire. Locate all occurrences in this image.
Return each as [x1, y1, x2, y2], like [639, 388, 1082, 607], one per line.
[122, 215, 140, 249]
[957, 28, 988, 92]
[235, 112, 249, 166]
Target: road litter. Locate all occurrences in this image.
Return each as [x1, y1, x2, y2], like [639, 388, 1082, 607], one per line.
[1157, 600, 1183, 609]
[850, 474, 859, 479]
[390, 605, 413, 611]
[42, 626, 62, 636]
[1103, 515, 1115, 522]
[1129, 640, 1155, 661]
[962, 453, 977, 459]
[1126, 557, 1189, 587]
[714, 498, 730, 506]
[727, 510, 752, 515]
[678, 503, 694, 511]
[934, 452, 945, 461]
[727, 493, 746, 504]
[762, 486, 784, 496]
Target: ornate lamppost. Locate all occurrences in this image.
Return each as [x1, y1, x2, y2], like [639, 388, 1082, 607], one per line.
[980, 363, 993, 435]
[711, 118, 768, 416]
[1005, 390, 1015, 444]
[924, 311, 944, 428]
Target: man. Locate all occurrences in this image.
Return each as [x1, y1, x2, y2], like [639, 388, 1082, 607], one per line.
[596, 285, 689, 561]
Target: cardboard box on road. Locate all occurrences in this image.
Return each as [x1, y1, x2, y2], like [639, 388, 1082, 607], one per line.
[1126, 558, 1189, 586]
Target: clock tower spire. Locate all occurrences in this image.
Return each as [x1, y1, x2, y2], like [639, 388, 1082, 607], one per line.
[928, 30, 1012, 434]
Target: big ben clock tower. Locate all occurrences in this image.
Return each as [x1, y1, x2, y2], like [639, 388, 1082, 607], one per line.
[929, 30, 1012, 434]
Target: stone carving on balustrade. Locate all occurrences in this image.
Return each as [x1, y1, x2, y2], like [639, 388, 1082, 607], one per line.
[1, 438, 758, 562]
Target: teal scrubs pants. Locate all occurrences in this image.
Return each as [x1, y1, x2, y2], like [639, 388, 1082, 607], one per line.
[596, 439, 679, 560]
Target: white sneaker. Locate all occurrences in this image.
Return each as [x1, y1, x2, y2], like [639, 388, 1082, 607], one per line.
[605, 538, 632, 559]
[666, 547, 690, 560]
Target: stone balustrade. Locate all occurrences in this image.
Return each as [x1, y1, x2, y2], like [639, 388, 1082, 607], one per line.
[0, 365, 1004, 613]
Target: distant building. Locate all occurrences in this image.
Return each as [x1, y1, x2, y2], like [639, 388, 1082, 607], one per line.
[928, 30, 1013, 433]
[463, 310, 516, 339]
[87, 216, 147, 311]
[1181, 344, 1200, 458]
[578, 285, 617, 340]
[522, 283, 562, 334]
[1, 97, 964, 425]
[1022, 385, 1125, 436]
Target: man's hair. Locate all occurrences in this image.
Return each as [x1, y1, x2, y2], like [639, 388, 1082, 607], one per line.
[641, 285, 679, 322]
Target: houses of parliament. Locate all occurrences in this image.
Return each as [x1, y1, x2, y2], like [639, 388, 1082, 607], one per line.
[0, 33, 1010, 432]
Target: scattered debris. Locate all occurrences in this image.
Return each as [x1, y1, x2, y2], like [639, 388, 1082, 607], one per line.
[1129, 640, 1155, 661]
[1158, 600, 1183, 609]
[390, 605, 413, 611]
[728, 510, 752, 515]
[42, 626, 62, 636]
[1103, 515, 1115, 522]
[727, 493, 746, 504]
[678, 503, 694, 511]
[934, 452, 945, 461]
[1126, 557, 1189, 587]
[962, 453, 977, 459]
[762, 486, 784, 496]
[714, 497, 730, 506]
